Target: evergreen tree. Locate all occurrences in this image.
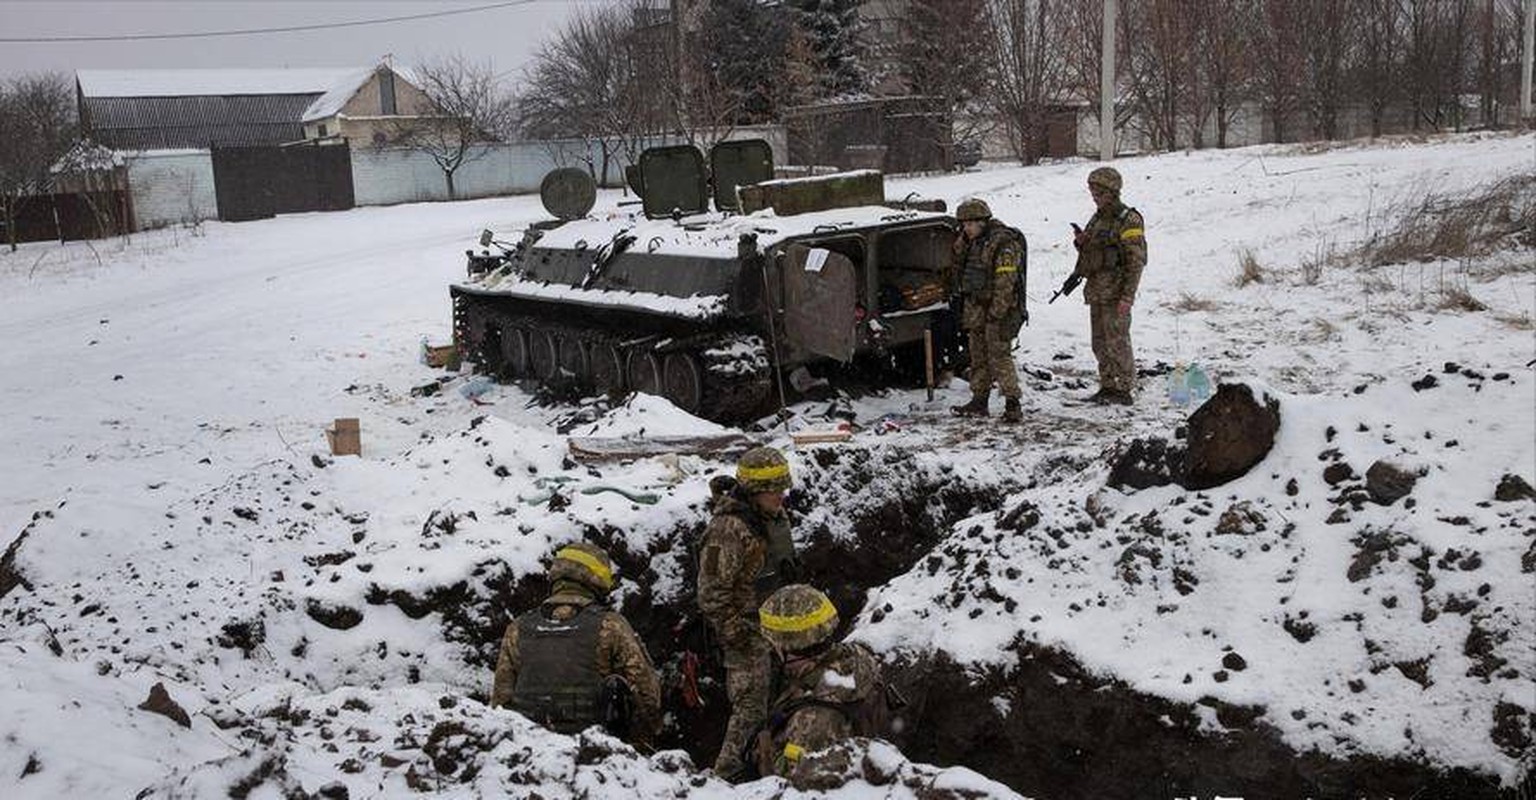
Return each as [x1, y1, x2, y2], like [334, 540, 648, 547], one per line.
[697, 0, 794, 124]
[788, 0, 870, 100]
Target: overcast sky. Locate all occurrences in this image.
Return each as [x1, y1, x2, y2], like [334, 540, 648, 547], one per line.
[0, 1, 608, 83]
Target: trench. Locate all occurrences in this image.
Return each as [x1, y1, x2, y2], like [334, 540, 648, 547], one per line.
[370, 448, 1524, 799]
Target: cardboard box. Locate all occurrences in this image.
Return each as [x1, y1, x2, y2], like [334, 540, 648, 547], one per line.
[326, 418, 361, 456]
[424, 344, 459, 369]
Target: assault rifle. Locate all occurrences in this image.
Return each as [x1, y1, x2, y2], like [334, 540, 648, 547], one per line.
[1050, 273, 1082, 303]
[1051, 223, 1085, 303]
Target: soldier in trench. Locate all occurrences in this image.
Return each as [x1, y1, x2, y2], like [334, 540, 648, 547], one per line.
[696, 446, 803, 779]
[490, 542, 661, 747]
[750, 583, 884, 782]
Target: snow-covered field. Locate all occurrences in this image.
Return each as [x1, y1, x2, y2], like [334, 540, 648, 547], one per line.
[1, 132, 1531, 798]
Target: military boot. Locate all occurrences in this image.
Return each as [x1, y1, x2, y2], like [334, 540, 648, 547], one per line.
[1102, 390, 1133, 406]
[1001, 397, 1022, 423]
[951, 391, 990, 417]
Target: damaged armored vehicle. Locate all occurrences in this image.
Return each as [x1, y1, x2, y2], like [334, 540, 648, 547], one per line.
[451, 139, 966, 422]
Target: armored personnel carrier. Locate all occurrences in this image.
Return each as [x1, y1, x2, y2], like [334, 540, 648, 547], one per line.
[451, 140, 962, 422]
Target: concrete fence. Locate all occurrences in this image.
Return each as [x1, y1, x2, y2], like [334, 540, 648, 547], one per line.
[115, 126, 791, 230]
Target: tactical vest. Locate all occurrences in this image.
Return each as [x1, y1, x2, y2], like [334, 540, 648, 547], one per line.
[752, 510, 797, 602]
[508, 603, 606, 733]
[958, 224, 1025, 299]
[1078, 204, 1138, 298]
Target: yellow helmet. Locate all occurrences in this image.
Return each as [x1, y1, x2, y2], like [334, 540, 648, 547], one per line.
[736, 446, 791, 494]
[759, 584, 839, 653]
[547, 541, 614, 594]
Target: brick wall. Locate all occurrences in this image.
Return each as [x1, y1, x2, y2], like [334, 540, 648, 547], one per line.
[122, 150, 217, 229]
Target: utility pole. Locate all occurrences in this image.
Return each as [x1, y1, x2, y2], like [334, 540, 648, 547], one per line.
[1100, 0, 1116, 160]
[1522, 0, 1534, 123]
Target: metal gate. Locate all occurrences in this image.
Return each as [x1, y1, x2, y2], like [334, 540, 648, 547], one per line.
[211, 142, 355, 222]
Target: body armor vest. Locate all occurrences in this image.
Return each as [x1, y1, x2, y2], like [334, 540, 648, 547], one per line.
[508, 603, 606, 733]
[959, 224, 1026, 299]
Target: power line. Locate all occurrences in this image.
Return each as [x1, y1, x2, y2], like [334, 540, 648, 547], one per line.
[0, 0, 548, 44]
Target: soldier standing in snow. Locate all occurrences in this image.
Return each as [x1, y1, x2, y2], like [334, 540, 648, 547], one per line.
[491, 542, 661, 747]
[949, 198, 1027, 424]
[750, 584, 883, 781]
[1070, 167, 1147, 405]
[696, 446, 802, 779]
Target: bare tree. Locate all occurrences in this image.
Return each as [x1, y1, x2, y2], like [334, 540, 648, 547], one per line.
[1473, 0, 1525, 127]
[389, 55, 515, 199]
[1122, 0, 1193, 149]
[0, 72, 76, 251]
[1354, 0, 1406, 137]
[522, 3, 670, 185]
[1297, 0, 1357, 139]
[1252, 0, 1305, 142]
[890, 0, 995, 156]
[1059, 0, 1139, 154]
[983, 0, 1072, 164]
[1193, 1, 1256, 147]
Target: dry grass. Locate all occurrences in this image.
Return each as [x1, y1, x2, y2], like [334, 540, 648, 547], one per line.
[1170, 291, 1220, 312]
[1355, 173, 1536, 268]
[1298, 239, 1337, 285]
[1233, 248, 1266, 287]
[1493, 311, 1533, 330]
[1436, 285, 1488, 312]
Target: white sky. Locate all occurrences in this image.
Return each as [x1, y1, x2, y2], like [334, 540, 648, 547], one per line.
[0, 0, 609, 85]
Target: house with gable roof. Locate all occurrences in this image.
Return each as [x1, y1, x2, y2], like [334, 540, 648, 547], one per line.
[300, 65, 435, 147]
[75, 64, 427, 151]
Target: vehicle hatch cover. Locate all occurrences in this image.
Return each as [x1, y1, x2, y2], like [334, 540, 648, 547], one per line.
[640, 145, 708, 219]
[783, 244, 857, 362]
[540, 167, 597, 220]
[710, 139, 774, 211]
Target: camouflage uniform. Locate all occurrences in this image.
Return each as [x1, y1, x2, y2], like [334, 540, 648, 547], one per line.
[949, 199, 1027, 421]
[955, 224, 1025, 399]
[1073, 171, 1147, 398]
[755, 641, 881, 779]
[491, 553, 661, 746]
[697, 456, 798, 777]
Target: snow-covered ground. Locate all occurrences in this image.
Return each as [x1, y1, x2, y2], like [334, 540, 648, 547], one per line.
[1, 131, 1532, 798]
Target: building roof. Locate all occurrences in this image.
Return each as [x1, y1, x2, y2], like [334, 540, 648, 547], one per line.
[76, 67, 378, 149]
[76, 68, 357, 98]
[301, 65, 421, 123]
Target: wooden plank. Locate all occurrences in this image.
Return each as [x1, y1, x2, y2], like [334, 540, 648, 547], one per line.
[567, 433, 755, 463]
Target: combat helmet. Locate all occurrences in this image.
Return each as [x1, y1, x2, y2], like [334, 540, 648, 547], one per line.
[759, 584, 839, 653]
[736, 446, 791, 494]
[1087, 166, 1123, 194]
[548, 542, 615, 594]
[956, 198, 992, 222]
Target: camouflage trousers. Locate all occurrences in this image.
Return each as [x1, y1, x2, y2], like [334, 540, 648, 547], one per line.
[714, 633, 771, 777]
[962, 301, 1022, 399]
[1089, 303, 1135, 394]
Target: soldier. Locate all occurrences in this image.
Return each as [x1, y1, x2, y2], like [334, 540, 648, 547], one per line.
[1070, 167, 1147, 405]
[949, 198, 1027, 423]
[697, 446, 801, 779]
[751, 584, 883, 781]
[491, 542, 661, 747]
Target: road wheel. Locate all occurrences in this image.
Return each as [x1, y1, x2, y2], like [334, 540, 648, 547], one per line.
[501, 327, 531, 378]
[662, 352, 703, 413]
[591, 343, 626, 395]
[530, 330, 559, 382]
[556, 335, 588, 385]
[627, 350, 662, 397]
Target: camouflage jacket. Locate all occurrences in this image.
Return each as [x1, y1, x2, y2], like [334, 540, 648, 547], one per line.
[951, 223, 1025, 320]
[1073, 202, 1147, 305]
[490, 586, 661, 744]
[696, 490, 796, 649]
[756, 641, 881, 779]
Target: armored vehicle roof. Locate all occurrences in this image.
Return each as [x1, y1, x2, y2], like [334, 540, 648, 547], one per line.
[529, 204, 950, 261]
